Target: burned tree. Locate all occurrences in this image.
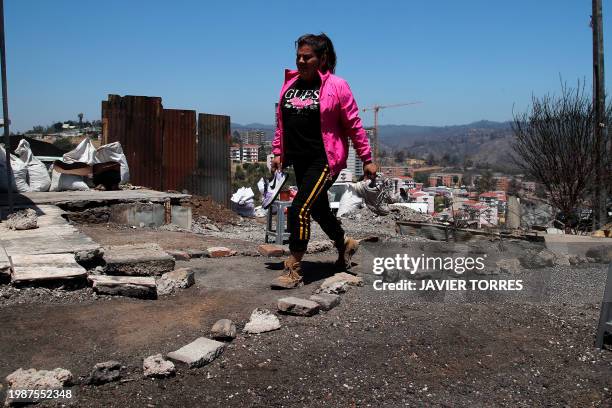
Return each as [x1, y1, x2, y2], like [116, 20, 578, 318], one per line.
[512, 83, 608, 219]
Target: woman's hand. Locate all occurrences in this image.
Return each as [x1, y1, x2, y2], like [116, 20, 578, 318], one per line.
[363, 162, 377, 180]
[271, 156, 282, 174]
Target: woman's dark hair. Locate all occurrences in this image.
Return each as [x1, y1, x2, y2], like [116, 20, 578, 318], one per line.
[295, 33, 336, 73]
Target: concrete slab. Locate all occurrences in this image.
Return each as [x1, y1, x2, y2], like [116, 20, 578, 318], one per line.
[0, 189, 189, 207]
[104, 243, 175, 276]
[11, 253, 87, 284]
[109, 203, 165, 228]
[89, 275, 157, 298]
[309, 293, 341, 311]
[166, 337, 226, 368]
[0, 205, 100, 256]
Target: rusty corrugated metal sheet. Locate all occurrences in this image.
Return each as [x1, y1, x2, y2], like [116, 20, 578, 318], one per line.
[190, 113, 231, 207]
[101, 95, 163, 190]
[162, 109, 196, 191]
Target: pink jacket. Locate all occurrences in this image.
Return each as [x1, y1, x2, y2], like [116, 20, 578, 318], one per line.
[272, 69, 372, 176]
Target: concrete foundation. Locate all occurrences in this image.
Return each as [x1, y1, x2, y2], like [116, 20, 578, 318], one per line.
[171, 206, 192, 230]
[110, 203, 165, 228]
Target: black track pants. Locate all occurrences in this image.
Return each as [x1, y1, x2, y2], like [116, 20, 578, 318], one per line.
[288, 157, 345, 253]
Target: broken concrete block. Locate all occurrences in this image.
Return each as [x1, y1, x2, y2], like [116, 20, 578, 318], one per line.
[186, 248, 206, 258]
[206, 247, 236, 258]
[166, 250, 191, 261]
[89, 275, 157, 298]
[243, 308, 281, 334]
[75, 247, 105, 265]
[277, 297, 320, 316]
[167, 337, 226, 368]
[320, 273, 363, 289]
[143, 354, 175, 378]
[85, 360, 121, 385]
[104, 243, 175, 276]
[306, 240, 334, 254]
[6, 368, 72, 405]
[211, 319, 236, 341]
[309, 293, 341, 311]
[11, 253, 87, 284]
[156, 268, 195, 296]
[6, 208, 38, 230]
[317, 281, 348, 295]
[110, 203, 165, 228]
[258, 244, 284, 257]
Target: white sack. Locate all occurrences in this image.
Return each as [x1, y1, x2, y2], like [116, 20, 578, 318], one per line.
[62, 137, 96, 164]
[49, 165, 90, 192]
[336, 183, 364, 218]
[14, 139, 51, 192]
[94, 141, 130, 184]
[0, 145, 30, 193]
[231, 187, 255, 217]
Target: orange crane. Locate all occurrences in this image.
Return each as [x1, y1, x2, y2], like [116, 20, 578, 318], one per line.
[362, 102, 422, 161]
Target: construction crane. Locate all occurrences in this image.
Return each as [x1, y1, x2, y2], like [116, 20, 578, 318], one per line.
[362, 102, 422, 161]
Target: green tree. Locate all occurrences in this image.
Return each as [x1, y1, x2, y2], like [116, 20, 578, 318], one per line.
[476, 170, 495, 193]
[52, 138, 75, 152]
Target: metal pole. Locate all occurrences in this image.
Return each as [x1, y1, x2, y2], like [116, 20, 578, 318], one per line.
[593, 0, 607, 229]
[0, 0, 12, 214]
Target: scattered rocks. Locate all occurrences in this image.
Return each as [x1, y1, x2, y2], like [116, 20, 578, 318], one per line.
[321, 272, 363, 288]
[206, 247, 236, 258]
[167, 337, 226, 368]
[6, 208, 38, 230]
[104, 243, 175, 276]
[519, 249, 554, 269]
[89, 275, 157, 298]
[166, 250, 191, 261]
[318, 281, 349, 295]
[277, 296, 320, 316]
[243, 308, 281, 334]
[585, 246, 612, 263]
[211, 319, 237, 341]
[258, 244, 285, 257]
[143, 354, 175, 378]
[6, 367, 72, 405]
[156, 268, 195, 296]
[309, 293, 341, 311]
[205, 223, 221, 232]
[85, 360, 122, 385]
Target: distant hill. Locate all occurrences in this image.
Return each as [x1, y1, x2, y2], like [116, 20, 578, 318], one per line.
[231, 120, 519, 172]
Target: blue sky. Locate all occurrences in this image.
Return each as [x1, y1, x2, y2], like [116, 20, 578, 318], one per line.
[5, 0, 611, 132]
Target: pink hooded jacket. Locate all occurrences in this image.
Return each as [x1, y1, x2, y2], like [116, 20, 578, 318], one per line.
[272, 69, 372, 176]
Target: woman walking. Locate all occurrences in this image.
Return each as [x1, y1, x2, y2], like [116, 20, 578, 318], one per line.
[270, 33, 377, 289]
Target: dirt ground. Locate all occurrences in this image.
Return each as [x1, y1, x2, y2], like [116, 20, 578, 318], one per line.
[1, 222, 611, 407]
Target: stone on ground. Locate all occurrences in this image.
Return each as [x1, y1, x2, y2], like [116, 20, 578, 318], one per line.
[306, 240, 334, 254]
[167, 337, 226, 368]
[243, 308, 281, 334]
[6, 367, 72, 405]
[143, 354, 175, 378]
[156, 268, 195, 296]
[85, 360, 121, 385]
[211, 319, 237, 341]
[89, 275, 157, 298]
[258, 244, 284, 257]
[309, 293, 341, 311]
[166, 250, 190, 261]
[496, 258, 521, 274]
[103, 243, 175, 276]
[186, 248, 206, 258]
[277, 296, 320, 316]
[317, 280, 349, 295]
[206, 247, 236, 258]
[322, 272, 363, 287]
[6, 208, 38, 230]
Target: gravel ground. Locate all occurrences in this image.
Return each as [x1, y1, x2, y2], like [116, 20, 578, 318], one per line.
[1, 204, 611, 407]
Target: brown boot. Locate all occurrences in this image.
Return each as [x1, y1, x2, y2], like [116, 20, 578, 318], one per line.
[270, 260, 303, 289]
[335, 237, 359, 270]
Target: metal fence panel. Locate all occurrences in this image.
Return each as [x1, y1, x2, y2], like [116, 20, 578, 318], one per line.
[102, 95, 163, 190]
[162, 109, 196, 191]
[190, 113, 231, 207]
